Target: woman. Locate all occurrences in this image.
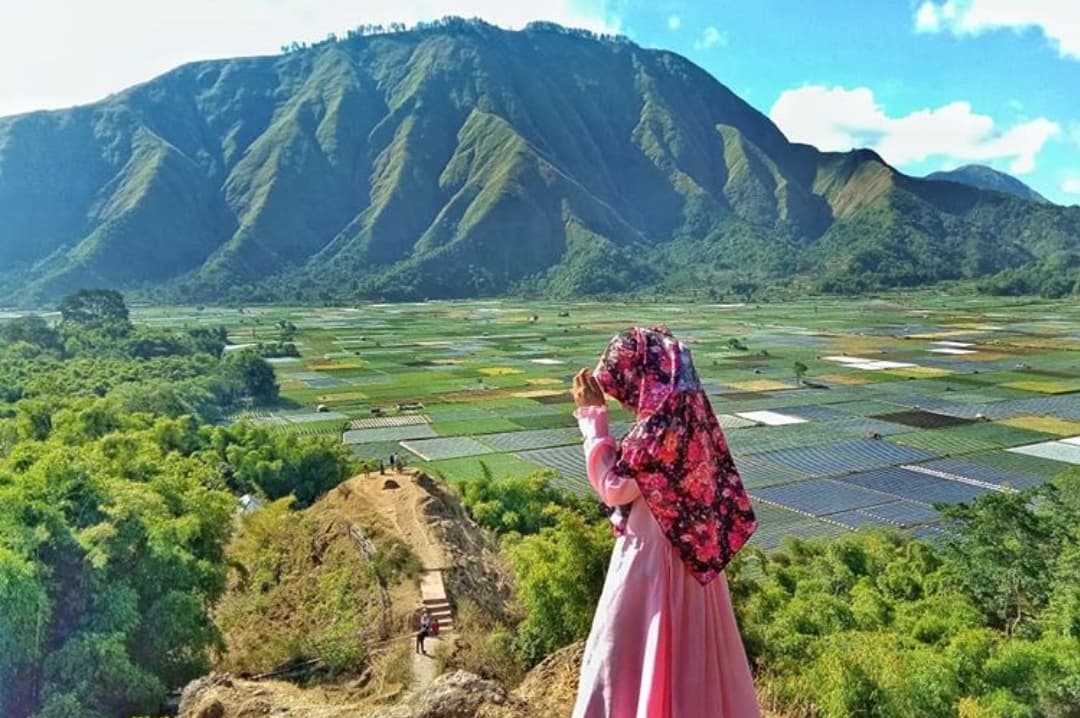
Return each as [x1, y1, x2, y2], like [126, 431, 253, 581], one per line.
[570, 326, 761, 718]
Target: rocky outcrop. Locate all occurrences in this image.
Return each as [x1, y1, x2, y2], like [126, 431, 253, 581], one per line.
[367, 671, 528, 718]
[177, 671, 529, 718]
[413, 473, 515, 623]
[512, 643, 584, 718]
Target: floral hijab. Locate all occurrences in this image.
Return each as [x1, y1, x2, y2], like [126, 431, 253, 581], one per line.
[594, 326, 757, 585]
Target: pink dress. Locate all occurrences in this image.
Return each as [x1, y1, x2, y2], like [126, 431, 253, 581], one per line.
[571, 406, 761, 718]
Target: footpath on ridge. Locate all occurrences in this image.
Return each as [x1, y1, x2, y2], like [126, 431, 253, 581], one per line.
[340, 469, 455, 692]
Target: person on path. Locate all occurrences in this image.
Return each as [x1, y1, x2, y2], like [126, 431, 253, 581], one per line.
[570, 326, 761, 718]
[416, 608, 431, 655]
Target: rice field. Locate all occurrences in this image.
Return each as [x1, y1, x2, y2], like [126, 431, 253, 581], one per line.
[136, 296, 1080, 547]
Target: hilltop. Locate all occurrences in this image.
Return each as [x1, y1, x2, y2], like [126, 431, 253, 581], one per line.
[186, 469, 774, 718]
[925, 164, 1050, 204]
[184, 472, 595, 718]
[1, 19, 1078, 304]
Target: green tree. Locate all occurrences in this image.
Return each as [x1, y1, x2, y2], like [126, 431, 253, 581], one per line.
[939, 490, 1057, 634]
[455, 468, 592, 535]
[793, 361, 808, 385]
[0, 548, 48, 715]
[507, 507, 613, 665]
[222, 350, 279, 405]
[57, 289, 131, 330]
[0, 315, 62, 352]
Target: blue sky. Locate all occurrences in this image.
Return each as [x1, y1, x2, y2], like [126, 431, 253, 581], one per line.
[2, 0, 1078, 203]
[618, 0, 1080, 205]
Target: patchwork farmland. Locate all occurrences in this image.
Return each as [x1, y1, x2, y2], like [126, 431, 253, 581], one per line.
[138, 297, 1080, 549]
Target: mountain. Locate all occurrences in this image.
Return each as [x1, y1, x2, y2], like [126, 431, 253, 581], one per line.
[925, 164, 1050, 204]
[1, 19, 1078, 304]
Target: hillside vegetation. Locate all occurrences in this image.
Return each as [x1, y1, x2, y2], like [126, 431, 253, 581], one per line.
[0, 292, 357, 718]
[1, 19, 1078, 304]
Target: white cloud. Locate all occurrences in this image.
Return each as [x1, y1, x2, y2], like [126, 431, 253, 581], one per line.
[694, 26, 728, 50]
[1063, 175, 1080, 195]
[915, 1, 943, 31]
[0, 0, 620, 118]
[914, 1, 1080, 60]
[667, 15, 681, 30]
[1069, 122, 1080, 149]
[769, 85, 1061, 174]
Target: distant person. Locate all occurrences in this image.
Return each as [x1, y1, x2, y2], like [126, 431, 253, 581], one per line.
[416, 608, 431, 655]
[570, 326, 761, 718]
[378, 460, 385, 475]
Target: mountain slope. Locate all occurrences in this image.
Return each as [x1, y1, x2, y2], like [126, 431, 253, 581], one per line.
[925, 164, 1050, 204]
[1, 19, 1077, 303]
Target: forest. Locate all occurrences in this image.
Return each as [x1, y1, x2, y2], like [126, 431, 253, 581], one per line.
[0, 291, 355, 717]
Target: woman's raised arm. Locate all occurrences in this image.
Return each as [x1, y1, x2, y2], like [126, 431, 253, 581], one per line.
[574, 405, 641, 506]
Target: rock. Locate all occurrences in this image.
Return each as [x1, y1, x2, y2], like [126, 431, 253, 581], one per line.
[369, 671, 528, 718]
[513, 643, 584, 718]
[199, 701, 226, 718]
[179, 671, 528, 718]
[383, 479, 401, 490]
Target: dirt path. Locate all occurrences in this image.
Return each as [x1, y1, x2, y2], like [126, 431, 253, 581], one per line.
[325, 471, 453, 691]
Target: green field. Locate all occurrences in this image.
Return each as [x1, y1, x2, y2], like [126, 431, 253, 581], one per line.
[138, 297, 1080, 548]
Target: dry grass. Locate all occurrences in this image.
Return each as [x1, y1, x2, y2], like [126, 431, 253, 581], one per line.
[816, 373, 873, 385]
[726, 379, 794, 392]
[999, 415, 1080, 435]
[883, 366, 954, 378]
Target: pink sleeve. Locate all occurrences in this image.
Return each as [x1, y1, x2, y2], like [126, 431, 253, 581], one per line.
[573, 406, 641, 505]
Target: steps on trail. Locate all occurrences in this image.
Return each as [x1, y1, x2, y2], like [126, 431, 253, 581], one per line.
[419, 569, 454, 632]
[423, 598, 454, 630]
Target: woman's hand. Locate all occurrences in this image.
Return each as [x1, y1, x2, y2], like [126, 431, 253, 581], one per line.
[572, 368, 606, 408]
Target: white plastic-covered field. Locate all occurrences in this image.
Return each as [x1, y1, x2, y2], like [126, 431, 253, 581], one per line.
[347, 415, 431, 430]
[400, 436, 495, 461]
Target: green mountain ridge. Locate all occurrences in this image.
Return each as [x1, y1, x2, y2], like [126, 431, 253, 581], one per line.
[1, 19, 1078, 303]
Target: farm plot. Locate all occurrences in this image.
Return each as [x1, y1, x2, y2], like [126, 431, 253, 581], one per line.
[889, 431, 999, 456]
[732, 455, 806, 489]
[838, 467, 992, 505]
[343, 425, 438, 444]
[347, 415, 431, 430]
[150, 295, 1077, 549]
[751, 479, 896, 518]
[759, 439, 934, 478]
[909, 458, 1044, 491]
[400, 436, 495, 461]
[516, 445, 589, 493]
[424, 454, 548, 483]
[479, 428, 581, 452]
[727, 423, 860, 455]
[1007, 440, 1080, 465]
[856, 500, 940, 528]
